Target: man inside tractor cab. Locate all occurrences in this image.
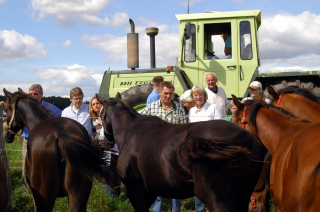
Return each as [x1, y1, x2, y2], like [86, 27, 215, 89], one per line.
[221, 27, 232, 58]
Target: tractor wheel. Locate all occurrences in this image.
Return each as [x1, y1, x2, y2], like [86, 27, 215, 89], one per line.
[120, 84, 153, 111]
[264, 80, 320, 99]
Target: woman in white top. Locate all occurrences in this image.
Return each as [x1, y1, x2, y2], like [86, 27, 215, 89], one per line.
[188, 84, 223, 212]
[189, 84, 223, 123]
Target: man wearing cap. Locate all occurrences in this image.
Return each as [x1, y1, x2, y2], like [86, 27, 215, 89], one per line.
[242, 81, 271, 103]
[205, 72, 229, 116]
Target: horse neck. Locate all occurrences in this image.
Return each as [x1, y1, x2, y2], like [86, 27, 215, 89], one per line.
[247, 108, 301, 156]
[18, 99, 50, 132]
[281, 94, 320, 124]
[108, 105, 135, 150]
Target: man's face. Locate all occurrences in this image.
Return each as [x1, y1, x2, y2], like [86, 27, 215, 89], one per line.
[230, 105, 238, 114]
[206, 74, 217, 90]
[159, 86, 174, 105]
[71, 95, 83, 108]
[29, 88, 43, 102]
[249, 88, 262, 100]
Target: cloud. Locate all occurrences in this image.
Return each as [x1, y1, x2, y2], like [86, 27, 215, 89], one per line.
[259, 11, 320, 60]
[0, 0, 5, 3]
[62, 40, 72, 47]
[0, 30, 47, 61]
[30, 0, 128, 27]
[48, 40, 72, 47]
[79, 20, 179, 68]
[30, 64, 104, 98]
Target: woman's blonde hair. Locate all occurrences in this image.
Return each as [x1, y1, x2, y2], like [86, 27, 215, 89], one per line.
[89, 97, 100, 120]
[190, 84, 208, 102]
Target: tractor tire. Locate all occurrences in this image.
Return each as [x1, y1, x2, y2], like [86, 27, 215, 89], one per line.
[264, 80, 320, 99]
[120, 84, 153, 110]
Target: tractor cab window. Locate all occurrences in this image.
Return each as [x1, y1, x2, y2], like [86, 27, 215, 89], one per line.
[240, 21, 252, 60]
[204, 23, 231, 60]
[184, 23, 196, 62]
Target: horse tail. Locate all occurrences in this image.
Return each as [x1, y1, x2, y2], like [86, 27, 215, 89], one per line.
[58, 134, 119, 188]
[179, 137, 254, 166]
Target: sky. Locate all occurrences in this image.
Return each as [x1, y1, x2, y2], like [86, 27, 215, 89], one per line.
[1, 0, 320, 100]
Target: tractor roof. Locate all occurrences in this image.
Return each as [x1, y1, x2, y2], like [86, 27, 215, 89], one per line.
[175, 10, 261, 28]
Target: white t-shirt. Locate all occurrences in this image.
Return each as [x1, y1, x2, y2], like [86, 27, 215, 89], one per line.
[188, 101, 223, 123]
[205, 87, 229, 116]
[242, 97, 271, 104]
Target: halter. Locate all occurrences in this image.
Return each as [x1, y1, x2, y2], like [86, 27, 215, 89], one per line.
[6, 102, 24, 135]
[276, 94, 283, 107]
[241, 105, 248, 128]
[100, 106, 115, 146]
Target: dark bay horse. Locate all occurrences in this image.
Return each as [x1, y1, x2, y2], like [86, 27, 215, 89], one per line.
[232, 96, 320, 211]
[2, 89, 118, 212]
[96, 93, 266, 212]
[267, 85, 320, 123]
[0, 158, 9, 212]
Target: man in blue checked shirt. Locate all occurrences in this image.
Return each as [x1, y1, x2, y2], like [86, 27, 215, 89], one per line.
[140, 81, 187, 212]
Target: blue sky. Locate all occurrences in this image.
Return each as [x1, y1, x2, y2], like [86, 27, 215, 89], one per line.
[1, 0, 320, 100]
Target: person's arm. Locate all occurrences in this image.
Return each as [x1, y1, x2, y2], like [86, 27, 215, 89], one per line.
[224, 37, 231, 56]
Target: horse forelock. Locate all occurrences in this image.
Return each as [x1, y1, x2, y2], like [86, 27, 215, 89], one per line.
[275, 86, 319, 103]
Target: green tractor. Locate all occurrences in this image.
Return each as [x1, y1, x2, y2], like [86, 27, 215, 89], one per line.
[99, 10, 320, 110]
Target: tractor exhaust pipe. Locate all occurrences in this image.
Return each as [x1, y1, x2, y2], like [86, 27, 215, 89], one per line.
[146, 27, 159, 68]
[127, 19, 139, 70]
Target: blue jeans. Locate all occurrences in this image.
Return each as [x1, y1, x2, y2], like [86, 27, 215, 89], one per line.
[151, 196, 181, 212]
[195, 196, 205, 212]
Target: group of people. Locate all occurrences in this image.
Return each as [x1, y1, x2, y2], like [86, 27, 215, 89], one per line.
[16, 75, 269, 211]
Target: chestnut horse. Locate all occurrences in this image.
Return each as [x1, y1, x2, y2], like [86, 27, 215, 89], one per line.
[2, 89, 118, 212]
[267, 85, 320, 123]
[96, 93, 266, 212]
[0, 158, 9, 212]
[232, 96, 320, 211]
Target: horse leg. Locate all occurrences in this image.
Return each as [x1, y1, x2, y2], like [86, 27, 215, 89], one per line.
[65, 163, 92, 212]
[125, 185, 156, 212]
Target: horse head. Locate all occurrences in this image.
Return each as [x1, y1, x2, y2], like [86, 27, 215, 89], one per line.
[2, 89, 26, 143]
[95, 94, 116, 148]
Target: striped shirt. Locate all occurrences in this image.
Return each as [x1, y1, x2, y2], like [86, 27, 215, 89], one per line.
[140, 100, 188, 124]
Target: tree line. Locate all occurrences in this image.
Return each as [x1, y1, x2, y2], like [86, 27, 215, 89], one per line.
[0, 95, 75, 110]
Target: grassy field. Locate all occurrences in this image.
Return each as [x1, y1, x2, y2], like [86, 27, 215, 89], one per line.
[4, 134, 198, 212]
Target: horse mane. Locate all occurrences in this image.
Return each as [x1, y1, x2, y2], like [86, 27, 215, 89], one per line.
[240, 100, 306, 131]
[105, 98, 141, 121]
[10, 91, 53, 118]
[277, 86, 319, 103]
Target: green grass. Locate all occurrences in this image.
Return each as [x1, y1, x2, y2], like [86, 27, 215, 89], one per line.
[5, 134, 275, 211]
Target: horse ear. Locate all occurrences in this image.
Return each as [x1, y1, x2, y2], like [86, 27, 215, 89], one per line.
[95, 94, 106, 104]
[3, 88, 13, 99]
[18, 87, 25, 93]
[257, 93, 263, 101]
[266, 84, 278, 101]
[232, 95, 244, 111]
[115, 92, 122, 100]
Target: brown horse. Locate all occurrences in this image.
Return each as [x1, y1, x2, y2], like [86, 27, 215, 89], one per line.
[2, 89, 118, 212]
[267, 85, 320, 123]
[232, 96, 320, 211]
[0, 158, 9, 212]
[96, 93, 266, 212]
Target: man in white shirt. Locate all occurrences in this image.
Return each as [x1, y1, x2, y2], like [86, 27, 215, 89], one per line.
[62, 87, 93, 138]
[205, 72, 229, 116]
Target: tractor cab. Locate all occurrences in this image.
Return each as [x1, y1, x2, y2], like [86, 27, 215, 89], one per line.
[176, 10, 261, 98]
